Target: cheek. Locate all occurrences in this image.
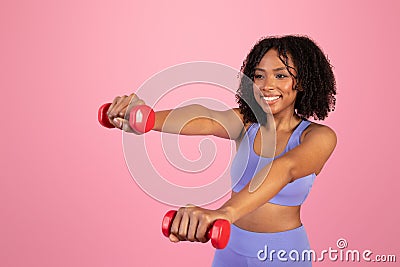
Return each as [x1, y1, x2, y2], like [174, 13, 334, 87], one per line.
[288, 90, 298, 102]
[252, 85, 260, 98]
[281, 81, 295, 95]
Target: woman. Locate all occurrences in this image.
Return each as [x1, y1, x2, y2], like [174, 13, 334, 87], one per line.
[107, 35, 337, 266]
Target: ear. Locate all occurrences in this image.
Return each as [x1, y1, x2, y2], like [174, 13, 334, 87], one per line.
[294, 83, 304, 92]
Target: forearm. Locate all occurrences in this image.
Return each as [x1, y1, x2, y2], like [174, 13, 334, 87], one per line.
[152, 104, 214, 135]
[219, 157, 293, 223]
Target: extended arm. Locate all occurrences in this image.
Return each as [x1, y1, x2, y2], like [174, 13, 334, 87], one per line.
[153, 104, 244, 139]
[107, 93, 245, 140]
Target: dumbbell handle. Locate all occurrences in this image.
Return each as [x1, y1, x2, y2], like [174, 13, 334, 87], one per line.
[161, 210, 231, 249]
[98, 103, 155, 133]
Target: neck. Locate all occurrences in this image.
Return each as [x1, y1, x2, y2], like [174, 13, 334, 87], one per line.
[266, 109, 301, 132]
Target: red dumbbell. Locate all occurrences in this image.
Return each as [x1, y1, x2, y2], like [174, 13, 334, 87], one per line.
[162, 210, 231, 249]
[98, 103, 155, 134]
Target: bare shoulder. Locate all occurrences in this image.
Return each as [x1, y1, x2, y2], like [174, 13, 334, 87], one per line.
[301, 121, 337, 149]
[285, 121, 337, 177]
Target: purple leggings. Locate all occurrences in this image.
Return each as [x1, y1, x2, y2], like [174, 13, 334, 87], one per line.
[211, 224, 312, 267]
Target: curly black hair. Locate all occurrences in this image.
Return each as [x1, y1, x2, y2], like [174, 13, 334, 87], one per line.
[236, 35, 336, 125]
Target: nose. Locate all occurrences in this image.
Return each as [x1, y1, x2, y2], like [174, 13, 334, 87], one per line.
[258, 75, 275, 91]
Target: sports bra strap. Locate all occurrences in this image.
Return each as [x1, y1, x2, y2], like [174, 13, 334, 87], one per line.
[286, 120, 311, 149]
[244, 119, 311, 155]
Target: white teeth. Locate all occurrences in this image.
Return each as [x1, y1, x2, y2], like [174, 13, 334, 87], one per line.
[263, 96, 280, 101]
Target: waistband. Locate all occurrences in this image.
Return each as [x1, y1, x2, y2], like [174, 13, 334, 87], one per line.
[226, 224, 310, 257]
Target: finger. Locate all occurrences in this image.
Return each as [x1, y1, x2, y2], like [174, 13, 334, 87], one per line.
[113, 118, 135, 133]
[170, 211, 183, 240]
[129, 93, 139, 103]
[107, 96, 121, 120]
[187, 217, 199, 242]
[185, 204, 199, 241]
[118, 95, 138, 118]
[169, 233, 180, 243]
[123, 93, 140, 117]
[134, 99, 145, 106]
[121, 118, 135, 133]
[178, 211, 190, 241]
[112, 117, 124, 130]
[113, 95, 129, 118]
[196, 216, 211, 243]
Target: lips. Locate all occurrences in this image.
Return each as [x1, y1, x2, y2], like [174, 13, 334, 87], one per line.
[263, 96, 280, 101]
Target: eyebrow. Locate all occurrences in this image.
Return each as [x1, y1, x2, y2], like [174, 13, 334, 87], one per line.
[254, 67, 287, 72]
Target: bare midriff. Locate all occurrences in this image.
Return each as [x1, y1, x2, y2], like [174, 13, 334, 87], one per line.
[231, 191, 302, 233]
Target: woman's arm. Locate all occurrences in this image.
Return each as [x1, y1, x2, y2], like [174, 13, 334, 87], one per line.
[108, 93, 245, 140]
[153, 104, 245, 139]
[169, 124, 337, 242]
[221, 124, 337, 221]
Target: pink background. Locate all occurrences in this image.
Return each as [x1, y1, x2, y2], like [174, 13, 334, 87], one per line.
[1, 0, 399, 266]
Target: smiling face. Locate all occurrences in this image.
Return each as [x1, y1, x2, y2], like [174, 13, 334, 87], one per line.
[252, 49, 298, 117]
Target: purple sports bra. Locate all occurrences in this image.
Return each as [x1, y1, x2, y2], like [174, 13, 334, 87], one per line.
[230, 120, 315, 206]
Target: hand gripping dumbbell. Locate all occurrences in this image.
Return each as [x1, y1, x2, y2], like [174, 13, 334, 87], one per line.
[98, 103, 155, 133]
[161, 210, 231, 249]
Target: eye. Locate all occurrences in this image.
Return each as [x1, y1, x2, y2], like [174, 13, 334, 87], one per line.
[275, 74, 287, 79]
[254, 74, 264, 80]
